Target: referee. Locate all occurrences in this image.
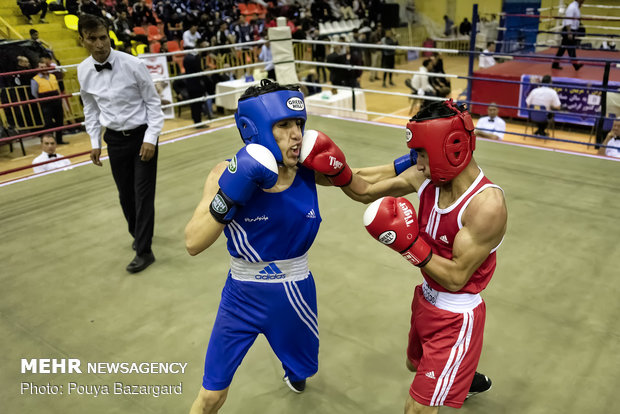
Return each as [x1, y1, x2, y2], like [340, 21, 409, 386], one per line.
[77, 14, 164, 273]
[552, 0, 584, 71]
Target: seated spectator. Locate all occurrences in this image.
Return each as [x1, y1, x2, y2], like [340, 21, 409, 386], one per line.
[29, 29, 56, 61]
[474, 103, 506, 140]
[78, 0, 102, 17]
[132, 0, 155, 26]
[32, 134, 71, 173]
[459, 18, 472, 36]
[405, 59, 436, 97]
[17, 0, 48, 25]
[525, 74, 561, 137]
[599, 120, 620, 158]
[183, 25, 202, 49]
[31, 58, 65, 144]
[302, 70, 321, 96]
[479, 42, 496, 69]
[115, 11, 148, 46]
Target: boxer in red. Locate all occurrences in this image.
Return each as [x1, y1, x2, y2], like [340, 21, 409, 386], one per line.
[302, 100, 507, 413]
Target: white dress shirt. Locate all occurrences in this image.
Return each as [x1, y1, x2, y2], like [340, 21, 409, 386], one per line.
[32, 152, 71, 173]
[77, 49, 164, 149]
[411, 66, 434, 95]
[562, 1, 581, 30]
[526, 86, 562, 110]
[476, 116, 506, 140]
[182, 30, 201, 49]
[605, 137, 620, 158]
[479, 49, 496, 69]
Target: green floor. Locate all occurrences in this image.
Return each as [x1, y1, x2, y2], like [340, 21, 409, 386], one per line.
[2, 116, 620, 414]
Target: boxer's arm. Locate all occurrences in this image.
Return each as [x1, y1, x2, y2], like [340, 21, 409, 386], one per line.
[185, 161, 228, 256]
[343, 166, 425, 203]
[423, 187, 507, 291]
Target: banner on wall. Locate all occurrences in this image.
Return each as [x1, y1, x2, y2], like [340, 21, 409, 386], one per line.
[141, 54, 175, 119]
[518, 74, 620, 126]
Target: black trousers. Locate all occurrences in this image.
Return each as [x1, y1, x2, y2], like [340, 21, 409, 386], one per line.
[554, 27, 579, 68]
[40, 93, 64, 143]
[104, 125, 157, 256]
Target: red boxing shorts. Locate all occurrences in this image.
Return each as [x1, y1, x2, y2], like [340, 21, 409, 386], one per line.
[407, 282, 486, 408]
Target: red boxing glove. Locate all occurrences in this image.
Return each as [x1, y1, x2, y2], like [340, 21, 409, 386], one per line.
[300, 129, 353, 186]
[363, 197, 432, 267]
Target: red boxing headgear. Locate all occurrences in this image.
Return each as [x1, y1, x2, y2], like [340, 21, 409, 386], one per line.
[405, 100, 476, 184]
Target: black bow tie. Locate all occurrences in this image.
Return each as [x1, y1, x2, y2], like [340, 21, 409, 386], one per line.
[95, 62, 112, 72]
[488, 118, 495, 122]
[48, 153, 57, 158]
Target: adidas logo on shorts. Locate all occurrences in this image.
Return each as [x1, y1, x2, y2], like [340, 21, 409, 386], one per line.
[306, 209, 316, 218]
[425, 371, 436, 380]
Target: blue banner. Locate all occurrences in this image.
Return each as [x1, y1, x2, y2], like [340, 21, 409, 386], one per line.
[518, 75, 620, 126]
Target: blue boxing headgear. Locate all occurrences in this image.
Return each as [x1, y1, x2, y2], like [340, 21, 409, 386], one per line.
[235, 82, 307, 163]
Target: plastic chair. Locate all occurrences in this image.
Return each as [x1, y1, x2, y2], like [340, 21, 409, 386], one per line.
[108, 30, 124, 49]
[238, 2, 249, 15]
[64, 14, 78, 31]
[166, 40, 181, 52]
[135, 44, 148, 55]
[150, 42, 161, 53]
[147, 25, 163, 42]
[525, 105, 554, 139]
[133, 26, 147, 36]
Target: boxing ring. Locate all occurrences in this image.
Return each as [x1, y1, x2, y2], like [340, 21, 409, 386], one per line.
[2, 7, 620, 414]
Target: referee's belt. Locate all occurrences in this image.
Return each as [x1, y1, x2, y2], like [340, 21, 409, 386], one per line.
[107, 124, 147, 136]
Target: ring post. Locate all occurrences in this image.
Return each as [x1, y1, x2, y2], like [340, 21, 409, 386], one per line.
[466, 4, 479, 105]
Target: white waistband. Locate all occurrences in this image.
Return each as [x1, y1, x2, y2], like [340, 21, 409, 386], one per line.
[422, 281, 482, 313]
[230, 253, 309, 283]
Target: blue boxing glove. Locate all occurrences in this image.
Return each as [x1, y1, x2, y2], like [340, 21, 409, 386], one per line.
[393, 149, 418, 175]
[210, 144, 279, 224]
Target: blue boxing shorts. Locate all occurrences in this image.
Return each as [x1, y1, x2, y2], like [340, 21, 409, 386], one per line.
[202, 272, 319, 390]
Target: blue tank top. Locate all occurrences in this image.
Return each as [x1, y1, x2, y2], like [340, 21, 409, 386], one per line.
[224, 166, 322, 262]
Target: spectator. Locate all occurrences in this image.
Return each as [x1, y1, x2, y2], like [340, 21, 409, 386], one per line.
[302, 70, 321, 96]
[32, 134, 71, 173]
[381, 29, 398, 87]
[115, 11, 148, 46]
[31, 57, 66, 144]
[259, 38, 275, 80]
[326, 44, 347, 86]
[599, 120, 620, 158]
[166, 12, 184, 40]
[17, 0, 48, 25]
[479, 41, 496, 69]
[182, 45, 209, 128]
[459, 17, 472, 36]
[368, 22, 384, 82]
[78, 0, 102, 17]
[9, 55, 35, 87]
[1, 55, 36, 130]
[525, 74, 561, 137]
[311, 31, 327, 83]
[405, 58, 435, 97]
[474, 103, 506, 140]
[132, 0, 155, 26]
[443, 15, 454, 37]
[29, 29, 56, 61]
[183, 24, 202, 49]
[429, 52, 451, 97]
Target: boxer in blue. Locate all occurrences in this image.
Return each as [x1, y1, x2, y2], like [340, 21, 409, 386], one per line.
[185, 79, 362, 413]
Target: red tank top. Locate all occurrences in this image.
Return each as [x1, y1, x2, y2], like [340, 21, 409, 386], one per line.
[417, 170, 502, 294]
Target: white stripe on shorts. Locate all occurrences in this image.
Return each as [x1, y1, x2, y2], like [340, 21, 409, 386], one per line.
[284, 281, 319, 339]
[430, 310, 474, 406]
